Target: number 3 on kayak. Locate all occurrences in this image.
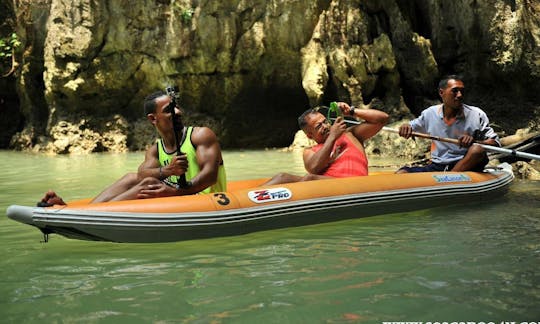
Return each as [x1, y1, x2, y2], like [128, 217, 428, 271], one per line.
[213, 193, 231, 206]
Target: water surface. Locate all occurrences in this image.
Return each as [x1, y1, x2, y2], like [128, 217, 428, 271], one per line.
[1, 150, 538, 323]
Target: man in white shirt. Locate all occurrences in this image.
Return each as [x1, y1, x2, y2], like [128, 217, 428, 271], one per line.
[397, 75, 500, 173]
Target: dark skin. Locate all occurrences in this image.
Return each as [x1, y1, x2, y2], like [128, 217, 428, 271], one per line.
[397, 79, 498, 173]
[130, 95, 223, 199]
[41, 95, 224, 205]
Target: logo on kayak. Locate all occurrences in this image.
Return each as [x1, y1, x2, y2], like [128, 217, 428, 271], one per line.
[248, 188, 292, 204]
[432, 174, 472, 183]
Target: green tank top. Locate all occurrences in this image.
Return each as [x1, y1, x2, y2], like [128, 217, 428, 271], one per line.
[157, 127, 227, 194]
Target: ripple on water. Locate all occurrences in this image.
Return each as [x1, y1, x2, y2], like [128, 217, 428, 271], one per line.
[1, 151, 539, 322]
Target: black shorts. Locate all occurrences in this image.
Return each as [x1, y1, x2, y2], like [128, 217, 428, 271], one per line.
[398, 156, 489, 173]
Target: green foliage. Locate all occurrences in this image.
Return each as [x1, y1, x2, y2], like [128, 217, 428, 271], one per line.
[0, 33, 21, 59]
[171, 0, 194, 24]
[180, 7, 194, 23]
[0, 32, 21, 76]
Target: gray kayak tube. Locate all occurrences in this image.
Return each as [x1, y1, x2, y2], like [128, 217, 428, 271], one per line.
[6, 205, 36, 226]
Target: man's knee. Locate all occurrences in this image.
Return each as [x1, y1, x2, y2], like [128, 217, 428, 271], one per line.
[461, 145, 489, 171]
[138, 177, 160, 186]
[119, 172, 139, 185]
[467, 145, 486, 157]
[466, 145, 489, 164]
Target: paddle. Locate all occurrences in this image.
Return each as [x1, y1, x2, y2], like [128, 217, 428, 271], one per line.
[165, 86, 190, 189]
[381, 126, 540, 161]
[332, 118, 540, 161]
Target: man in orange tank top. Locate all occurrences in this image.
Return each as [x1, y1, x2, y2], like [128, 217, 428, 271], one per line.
[263, 102, 389, 185]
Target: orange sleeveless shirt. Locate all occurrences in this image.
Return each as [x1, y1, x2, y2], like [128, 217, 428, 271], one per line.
[310, 133, 368, 177]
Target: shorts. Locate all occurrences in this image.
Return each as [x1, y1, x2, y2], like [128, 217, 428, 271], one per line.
[398, 156, 489, 173]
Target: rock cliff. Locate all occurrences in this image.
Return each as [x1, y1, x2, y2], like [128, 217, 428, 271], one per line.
[2, 0, 539, 154]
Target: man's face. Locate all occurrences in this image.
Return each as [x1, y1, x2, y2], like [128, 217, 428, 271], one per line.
[153, 95, 183, 131]
[439, 79, 465, 110]
[303, 112, 330, 144]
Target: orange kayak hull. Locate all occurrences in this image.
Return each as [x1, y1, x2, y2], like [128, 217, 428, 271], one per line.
[7, 166, 514, 243]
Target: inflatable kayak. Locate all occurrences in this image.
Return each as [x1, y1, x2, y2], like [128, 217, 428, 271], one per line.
[7, 163, 514, 243]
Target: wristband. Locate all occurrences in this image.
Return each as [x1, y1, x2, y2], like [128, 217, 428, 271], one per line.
[349, 107, 356, 116]
[176, 180, 193, 190]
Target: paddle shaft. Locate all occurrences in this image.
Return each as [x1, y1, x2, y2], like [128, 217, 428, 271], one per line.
[381, 126, 458, 144]
[173, 121, 189, 189]
[332, 118, 540, 161]
[381, 127, 540, 161]
[167, 87, 189, 189]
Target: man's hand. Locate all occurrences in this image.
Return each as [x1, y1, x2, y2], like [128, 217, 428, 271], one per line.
[166, 154, 188, 176]
[457, 134, 475, 147]
[398, 123, 413, 138]
[328, 117, 347, 141]
[337, 102, 354, 116]
[136, 182, 176, 199]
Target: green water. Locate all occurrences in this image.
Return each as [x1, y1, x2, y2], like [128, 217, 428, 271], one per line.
[1, 150, 539, 323]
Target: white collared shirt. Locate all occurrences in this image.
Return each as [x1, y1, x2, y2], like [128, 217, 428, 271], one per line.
[410, 104, 500, 164]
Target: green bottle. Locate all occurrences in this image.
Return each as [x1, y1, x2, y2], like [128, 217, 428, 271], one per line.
[328, 101, 342, 124]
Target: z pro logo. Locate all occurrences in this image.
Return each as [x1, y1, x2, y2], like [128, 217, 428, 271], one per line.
[248, 188, 292, 204]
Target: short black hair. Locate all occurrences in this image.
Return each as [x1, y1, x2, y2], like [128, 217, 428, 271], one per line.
[297, 108, 319, 130]
[144, 90, 167, 115]
[438, 74, 464, 90]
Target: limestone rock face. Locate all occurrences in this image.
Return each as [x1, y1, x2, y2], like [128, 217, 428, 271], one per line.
[3, 0, 540, 154]
[513, 161, 540, 180]
[44, 115, 128, 154]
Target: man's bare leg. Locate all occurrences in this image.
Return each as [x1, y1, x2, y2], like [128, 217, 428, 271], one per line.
[107, 177, 161, 201]
[261, 172, 331, 186]
[261, 173, 304, 186]
[451, 146, 487, 172]
[91, 173, 140, 203]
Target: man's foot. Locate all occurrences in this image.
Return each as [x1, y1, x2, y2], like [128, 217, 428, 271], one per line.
[39, 190, 66, 206]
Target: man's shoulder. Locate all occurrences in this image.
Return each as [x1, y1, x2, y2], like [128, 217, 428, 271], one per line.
[146, 139, 159, 157]
[462, 103, 485, 111]
[462, 104, 488, 116]
[190, 126, 219, 145]
[424, 104, 442, 112]
[191, 126, 217, 136]
[418, 104, 442, 118]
